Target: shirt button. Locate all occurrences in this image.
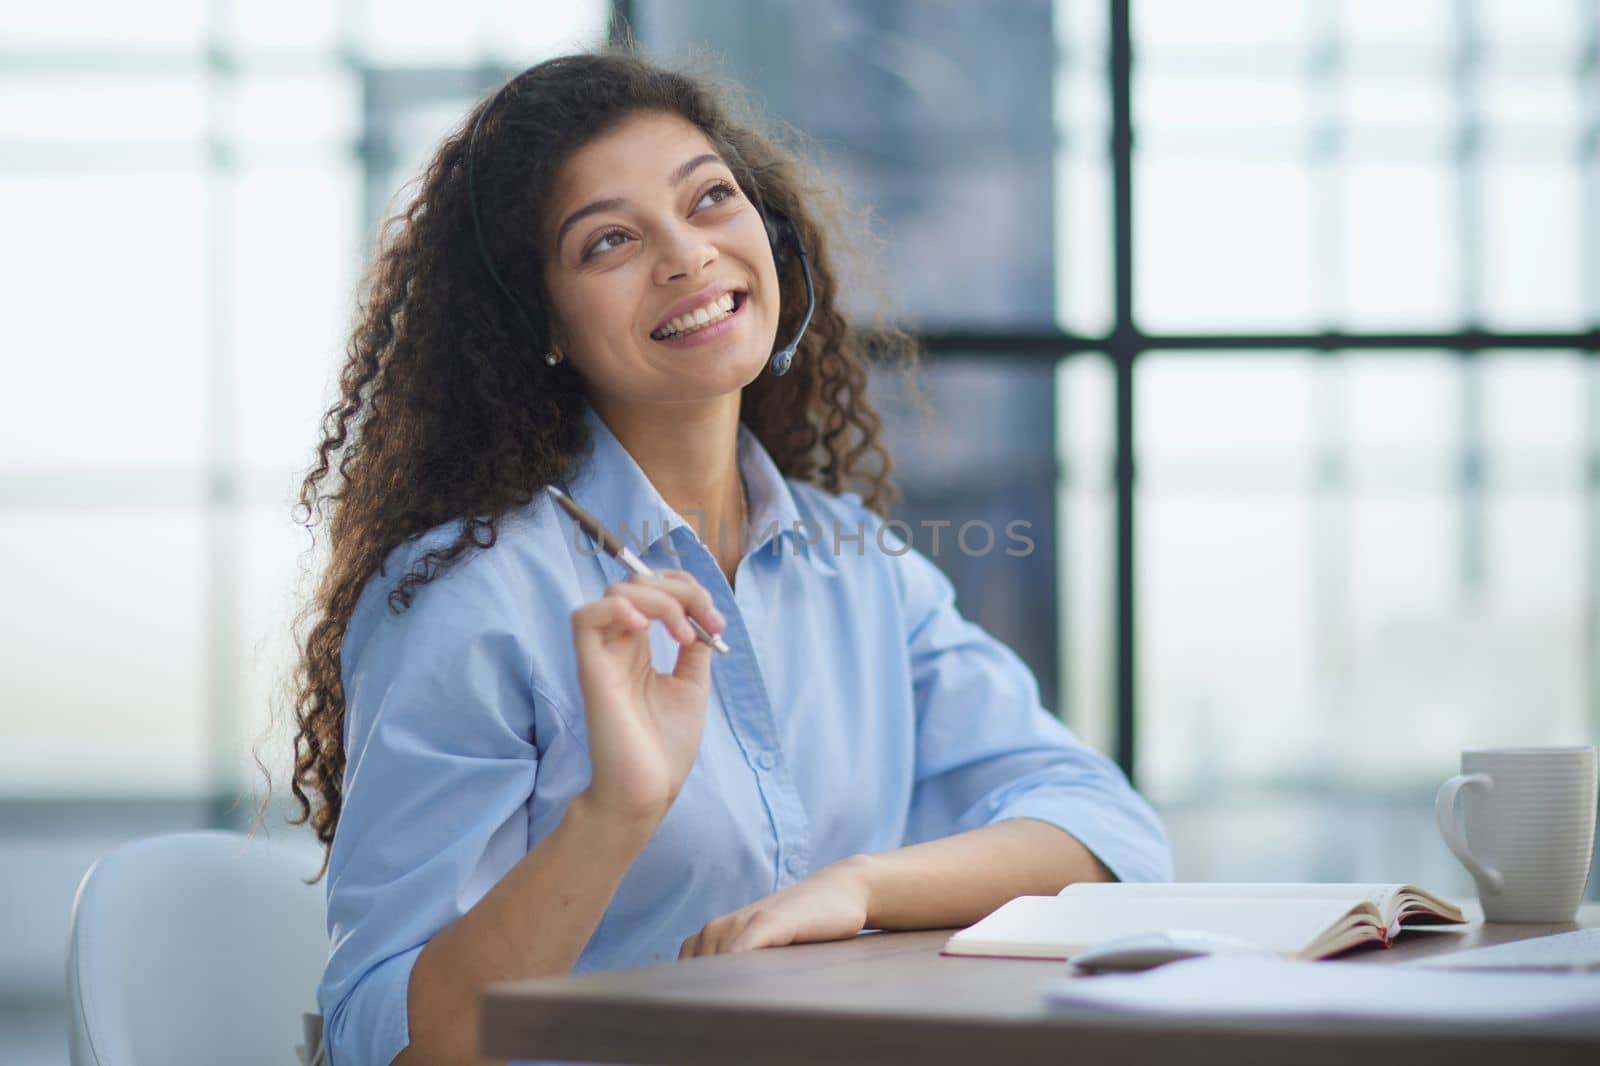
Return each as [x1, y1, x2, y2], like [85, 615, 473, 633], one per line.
[784, 855, 806, 876]
[756, 752, 776, 771]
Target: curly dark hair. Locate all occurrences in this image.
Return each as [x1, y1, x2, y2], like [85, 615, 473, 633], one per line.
[279, 48, 915, 874]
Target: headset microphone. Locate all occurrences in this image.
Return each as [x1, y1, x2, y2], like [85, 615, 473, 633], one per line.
[762, 208, 815, 377]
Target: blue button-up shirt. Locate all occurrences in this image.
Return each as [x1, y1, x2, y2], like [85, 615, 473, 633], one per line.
[319, 404, 1171, 1065]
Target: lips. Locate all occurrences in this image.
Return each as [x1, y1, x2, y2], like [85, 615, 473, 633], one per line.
[652, 291, 749, 341]
[649, 283, 748, 339]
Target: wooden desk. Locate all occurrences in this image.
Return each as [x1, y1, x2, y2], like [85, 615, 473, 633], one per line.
[484, 904, 1600, 1065]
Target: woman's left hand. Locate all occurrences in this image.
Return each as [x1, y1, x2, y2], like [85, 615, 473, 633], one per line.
[679, 859, 872, 958]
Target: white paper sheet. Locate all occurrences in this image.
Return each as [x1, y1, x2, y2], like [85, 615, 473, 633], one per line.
[1044, 957, 1600, 1022]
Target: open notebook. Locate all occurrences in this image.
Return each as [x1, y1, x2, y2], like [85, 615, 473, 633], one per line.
[943, 883, 1467, 961]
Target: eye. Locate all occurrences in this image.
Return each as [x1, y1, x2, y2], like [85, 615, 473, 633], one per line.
[695, 180, 740, 211]
[583, 228, 631, 260]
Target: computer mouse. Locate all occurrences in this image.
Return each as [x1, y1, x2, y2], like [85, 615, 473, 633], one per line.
[1068, 929, 1268, 973]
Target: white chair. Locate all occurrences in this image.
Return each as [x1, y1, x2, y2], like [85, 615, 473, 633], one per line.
[66, 829, 329, 1066]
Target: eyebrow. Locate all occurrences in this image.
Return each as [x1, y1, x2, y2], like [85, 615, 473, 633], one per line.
[553, 152, 725, 254]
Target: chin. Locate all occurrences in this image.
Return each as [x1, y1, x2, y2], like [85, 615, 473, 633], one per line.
[685, 360, 768, 400]
[654, 335, 773, 386]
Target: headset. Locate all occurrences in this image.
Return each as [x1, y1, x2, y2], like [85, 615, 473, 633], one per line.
[466, 80, 816, 378]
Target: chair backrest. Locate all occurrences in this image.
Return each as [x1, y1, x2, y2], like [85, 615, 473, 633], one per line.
[66, 830, 328, 1066]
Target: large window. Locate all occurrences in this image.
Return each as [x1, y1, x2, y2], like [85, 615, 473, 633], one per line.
[1120, 1, 1596, 887]
[3, 0, 1595, 867]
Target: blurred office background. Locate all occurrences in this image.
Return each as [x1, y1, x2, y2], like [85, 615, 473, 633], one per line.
[3, 1, 1598, 1061]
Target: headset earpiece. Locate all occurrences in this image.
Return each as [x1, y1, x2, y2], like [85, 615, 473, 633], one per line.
[758, 205, 814, 377]
[765, 210, 793, 273]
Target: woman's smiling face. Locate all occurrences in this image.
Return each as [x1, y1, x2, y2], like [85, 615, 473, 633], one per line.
[542, 110, 781, 411]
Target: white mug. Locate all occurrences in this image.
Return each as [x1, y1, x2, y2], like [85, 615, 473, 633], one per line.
[1435, 746, 1597, 923]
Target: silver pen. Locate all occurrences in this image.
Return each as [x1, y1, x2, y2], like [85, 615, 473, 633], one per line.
[548, 485, 731, 654]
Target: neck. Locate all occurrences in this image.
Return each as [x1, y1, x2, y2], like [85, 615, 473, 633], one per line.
[589, 392, 746, 565]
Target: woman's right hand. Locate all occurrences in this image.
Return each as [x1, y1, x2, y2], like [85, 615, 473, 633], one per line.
[570, 570, 726, 826]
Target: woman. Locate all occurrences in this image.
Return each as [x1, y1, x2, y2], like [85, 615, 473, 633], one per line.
[290, 50, 1170, 1066]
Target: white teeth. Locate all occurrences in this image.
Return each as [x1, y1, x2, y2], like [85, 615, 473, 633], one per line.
[652, 292, 741, 340]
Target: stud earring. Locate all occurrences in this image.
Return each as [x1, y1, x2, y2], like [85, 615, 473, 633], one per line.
[544, 350, 562, 366]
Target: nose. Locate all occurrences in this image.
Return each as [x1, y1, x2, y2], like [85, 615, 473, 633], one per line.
[651, 219, 717, 285]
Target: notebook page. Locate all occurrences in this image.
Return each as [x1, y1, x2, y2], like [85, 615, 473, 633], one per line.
[947, 896, 1359, 957]
[1059, 883, 1397, 907]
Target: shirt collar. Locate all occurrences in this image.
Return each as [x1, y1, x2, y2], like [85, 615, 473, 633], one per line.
[563, 401, 835, 577]
[737, 419, 837, 576]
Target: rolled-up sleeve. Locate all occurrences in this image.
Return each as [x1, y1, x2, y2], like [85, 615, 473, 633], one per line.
[317, 544, 541, 1066]
[893, 541, 1172, 884]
